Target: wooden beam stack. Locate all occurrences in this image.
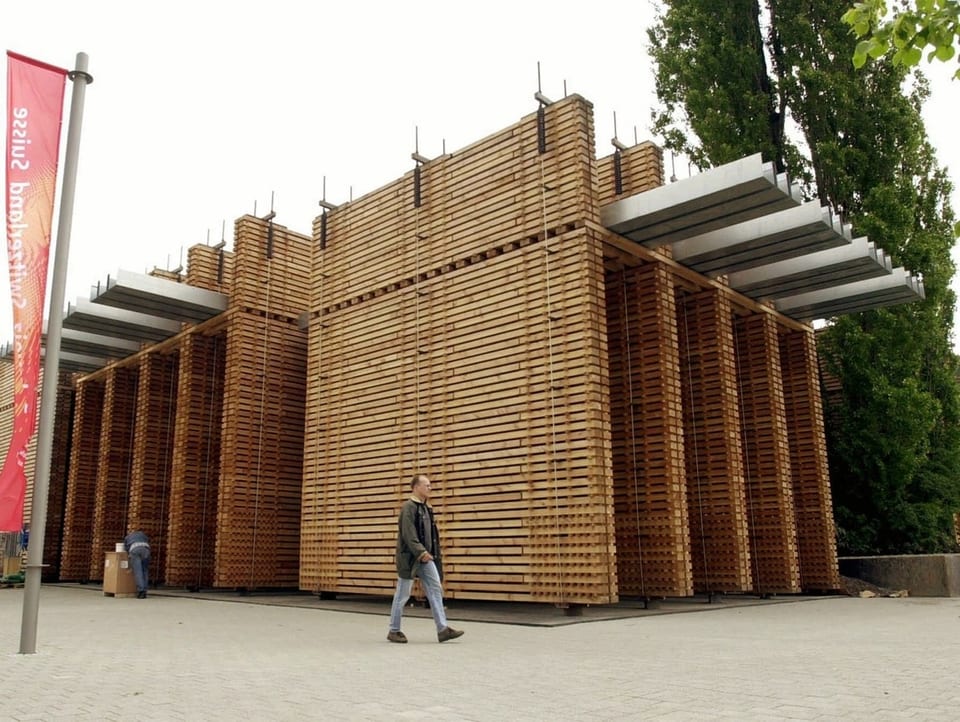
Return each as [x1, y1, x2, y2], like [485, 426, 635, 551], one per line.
[164, 330, 225, 588]
[214, 217, 309, 588]
[606, 262, 693, 597]
[128, 351, 179, 583]
[88, 366, 140, 579]
[301, 95, 619, 604]
[59, 378, 105, 580]
[42, 372, 77, 579]
[779, 328, 841, 591]
[678, 287, 752, 593]
[187, 244, 235, 292]
[597, 142, 665, 205]
[734, 313, 801, 593]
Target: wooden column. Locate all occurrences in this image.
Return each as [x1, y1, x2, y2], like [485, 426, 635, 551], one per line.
[678, 287, 751, 593]
[88, 366, 139, 579]
[734, 313, 800, 593]
[42, 372, 76, 580]
[59, 377, 103, 580]
[165, 332, 224, 588]
[215, 217, 309, 589]
[128, 352, 179, 584]
[779, 328, 841, 591]
[607, 262, 692, 597]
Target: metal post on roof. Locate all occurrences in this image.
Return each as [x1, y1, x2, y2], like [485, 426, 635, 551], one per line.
[535, 62, 553, 155]
[612, 112, 627, 196]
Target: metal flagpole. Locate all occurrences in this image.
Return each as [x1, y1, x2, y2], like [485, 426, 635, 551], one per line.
[19, 52, 92, 655]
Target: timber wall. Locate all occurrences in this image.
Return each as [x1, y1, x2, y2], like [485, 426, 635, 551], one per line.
[301, 95, 619, 604]
[44, 92, 841, 599]
[297, 95, 841, 602]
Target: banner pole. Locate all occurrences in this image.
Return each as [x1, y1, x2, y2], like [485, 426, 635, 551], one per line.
[19, 52, 92, 655]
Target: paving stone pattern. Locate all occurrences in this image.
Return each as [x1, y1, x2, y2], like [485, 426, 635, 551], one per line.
[1, 586, 957, 720]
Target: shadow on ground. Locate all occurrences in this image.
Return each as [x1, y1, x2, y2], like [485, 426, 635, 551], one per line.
[51, 582, 842, 627]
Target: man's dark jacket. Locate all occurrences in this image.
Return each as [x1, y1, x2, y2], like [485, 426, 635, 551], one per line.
[395, 497, 442, 580]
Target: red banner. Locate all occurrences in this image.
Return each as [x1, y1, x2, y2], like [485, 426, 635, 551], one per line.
[1, 52, 67, 531]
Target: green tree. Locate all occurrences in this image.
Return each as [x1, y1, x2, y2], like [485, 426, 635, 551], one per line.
[843, 0, 960, 79]
[649, 0, 960, 554]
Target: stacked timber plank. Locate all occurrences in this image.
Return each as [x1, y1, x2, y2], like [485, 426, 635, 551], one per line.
[677, 288, 752, 593]
[733, 313, 801, 593]
[59, 378, 105, 580]
[128, 352, 180, 583]
[214, 217, 309, 588]
[164, 331, 225, 587]
[606, 263, 693, 597]
[42, 372, 76, 579]
[301, 95, 619, 605]
[779, 329, 841, 590]
[597, 142, 665, 205]
[57, 221, 308, 590]
[88, 366, 140, 579]
[187, 245, 235, 293]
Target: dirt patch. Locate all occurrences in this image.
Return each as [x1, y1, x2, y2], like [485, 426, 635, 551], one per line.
[840, 575, 908, 598]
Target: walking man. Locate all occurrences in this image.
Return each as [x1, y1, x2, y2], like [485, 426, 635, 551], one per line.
[124, 529, 151, 599]
[387, 474, 464, 643]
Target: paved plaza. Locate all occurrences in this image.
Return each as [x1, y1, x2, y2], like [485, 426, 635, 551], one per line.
[0, 585, 957, 720]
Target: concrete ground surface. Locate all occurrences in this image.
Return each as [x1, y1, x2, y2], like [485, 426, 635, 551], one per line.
[0, 585, 957, 721]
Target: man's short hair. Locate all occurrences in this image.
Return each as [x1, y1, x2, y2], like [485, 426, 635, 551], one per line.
[410, 474, 426, 490]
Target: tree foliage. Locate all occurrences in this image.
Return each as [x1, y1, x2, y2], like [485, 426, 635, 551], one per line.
[649, 0, 960, 554]
[843, 0, 960, 79]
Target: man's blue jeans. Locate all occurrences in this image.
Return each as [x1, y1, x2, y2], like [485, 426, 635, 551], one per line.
[389, 560, 448, 632]
[128, 548, 150, 593]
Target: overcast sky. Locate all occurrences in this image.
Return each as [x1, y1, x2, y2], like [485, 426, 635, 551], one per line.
[3, 0, 958, 352]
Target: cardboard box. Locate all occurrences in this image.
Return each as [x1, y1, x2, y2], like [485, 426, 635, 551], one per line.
[103, 551, 137, 596]
[2, 556, 21, 577]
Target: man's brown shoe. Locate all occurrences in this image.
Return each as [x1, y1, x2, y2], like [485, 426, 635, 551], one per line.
[387, 631, 408, 643]
[437, 627, 464, 643]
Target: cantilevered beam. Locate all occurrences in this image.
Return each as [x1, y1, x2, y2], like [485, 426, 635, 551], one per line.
[775, 268, 924, 320]
[40, 326, 142, 359]
[671, 202, 851, 275]
[90, 269, 227, 323]
[600, 153, 803, 246]
[727, 238, 892, 300]
[62, 298, 182, 343]
[0, 344, 108, 373]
